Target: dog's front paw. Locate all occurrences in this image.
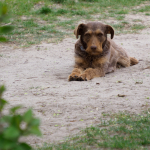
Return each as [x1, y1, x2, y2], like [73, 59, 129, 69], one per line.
[80, 73, 90, 81]
[68, 73, 84, 81]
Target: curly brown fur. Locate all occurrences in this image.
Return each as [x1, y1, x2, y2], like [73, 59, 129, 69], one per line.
[68, 21, 138, 81]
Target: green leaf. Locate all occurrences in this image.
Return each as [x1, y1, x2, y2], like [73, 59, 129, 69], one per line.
[4, 126, 20, 139]
[0, 138, 17, 149]
[0, 26, 14, 33]
[29, 118, 40, 126]
[23, 109, 33, 123]
[19, 143, 32, 150]
[0, 36, 7, 42]
[14, 146, 24, 150]
[0, 85, 6, 95]
[11, 115, 22, 128]
[0, 98, 8, 112]
[29, 126, 42, 136]
[9, 143, 32, 150]
[0, 115, 11, 123]
[10, 105, 22, 114]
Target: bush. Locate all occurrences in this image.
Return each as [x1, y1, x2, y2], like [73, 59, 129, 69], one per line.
[0, 85, 42, 150]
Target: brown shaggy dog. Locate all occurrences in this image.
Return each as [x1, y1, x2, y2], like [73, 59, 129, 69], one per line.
[68, 22, 138, 81]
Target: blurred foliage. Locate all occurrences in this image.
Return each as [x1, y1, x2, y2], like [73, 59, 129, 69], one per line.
[0, 4, 13, 42]
[0, 85, 42, 150]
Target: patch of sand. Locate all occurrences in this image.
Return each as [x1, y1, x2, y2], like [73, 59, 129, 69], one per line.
[0, 28, 150, 146]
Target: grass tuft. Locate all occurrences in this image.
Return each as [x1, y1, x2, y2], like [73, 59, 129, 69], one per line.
[23, 19, 39, 28]
[116, 9, 129, 14]
[71, 10, 87, 16]
[145, 13, 150, 16]
[131, 24, 146, 30]
[121, 21, 129, 25]
[115, 15, 125, 20]
[36, 7, 52, 14]
[133, 19, 143, 22]
[112, 23, 124, 30]
[137, 5, 150, 12]
[56, 9, 69, 15]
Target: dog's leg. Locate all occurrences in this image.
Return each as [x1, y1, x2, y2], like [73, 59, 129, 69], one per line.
[116, 63, 122, 68]
[130, 57, 138, 66]
[117, 56, 130, 67]
[68, 68, 84, 81]
[80, 68, 105, 81]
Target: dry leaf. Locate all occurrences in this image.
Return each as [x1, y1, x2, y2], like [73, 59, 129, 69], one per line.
[118, 94, 126, 97]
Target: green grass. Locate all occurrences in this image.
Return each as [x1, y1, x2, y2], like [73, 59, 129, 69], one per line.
[1, 0, 149, 46]
[108, 22, 146, 34]
[133, 19, 143, 22]
[112, 23, 124, 30]
[115, 9, 129, 14]
[131, 24, 146, 30]
[36, 7, 52, 14]
[145, 13, 150, 16]
[136, 5, 150, 12]
[121, 21, 129, 25]
[37, 111, 150, 150]
[115, 15, 125, 20]
[57, 20, 76, 29]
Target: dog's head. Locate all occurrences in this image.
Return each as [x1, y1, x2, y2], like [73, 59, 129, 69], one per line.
[74, 22, 114, 55]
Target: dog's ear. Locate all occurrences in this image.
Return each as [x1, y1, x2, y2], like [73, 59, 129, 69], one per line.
[74, 23, 86, 39]
[105, 25, 114, 39]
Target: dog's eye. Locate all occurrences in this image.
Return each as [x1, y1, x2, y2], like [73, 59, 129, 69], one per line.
[97, 33, 103, 37]
[85, 33, 91, 37]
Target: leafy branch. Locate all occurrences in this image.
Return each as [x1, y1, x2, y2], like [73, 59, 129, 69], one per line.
[0, 4, 13, 42]
[0, 85, 42, 150]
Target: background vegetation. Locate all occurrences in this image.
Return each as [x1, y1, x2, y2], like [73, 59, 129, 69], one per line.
[1, 0, 149, 46]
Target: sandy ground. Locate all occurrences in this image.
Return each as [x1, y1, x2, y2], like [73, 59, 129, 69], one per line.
[0, 25, 150, 146]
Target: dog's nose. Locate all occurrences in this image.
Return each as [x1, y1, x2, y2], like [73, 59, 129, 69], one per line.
[91, 46, 97, 50]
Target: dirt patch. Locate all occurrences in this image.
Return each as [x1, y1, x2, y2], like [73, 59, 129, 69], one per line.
[125, 14, 150, 26]
[0, 26, 150, 146]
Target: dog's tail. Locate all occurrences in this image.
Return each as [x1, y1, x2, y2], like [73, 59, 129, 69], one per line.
[130, 57, 139, 66]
